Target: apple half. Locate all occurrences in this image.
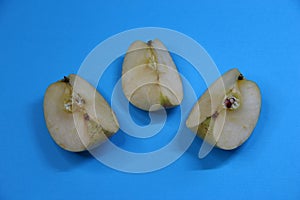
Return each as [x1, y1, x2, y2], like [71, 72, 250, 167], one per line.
[122, 39, 183, 111]
[186, 68, 261, 150]
[44, 74, 119, 152]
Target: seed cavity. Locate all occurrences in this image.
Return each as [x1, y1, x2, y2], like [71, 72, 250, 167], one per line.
[63, 89, 86, 113]
[64, 100, 73, 112]
[148, 54, 158, 70]
[147, 42, 158, 71]
[223, 96, 240, 110]
[84, 113, 90, 120]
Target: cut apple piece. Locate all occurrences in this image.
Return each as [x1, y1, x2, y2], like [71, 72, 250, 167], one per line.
[44, 74, 119, 152]
[122, 39, 183, 111]
[186, 68, 261, 150]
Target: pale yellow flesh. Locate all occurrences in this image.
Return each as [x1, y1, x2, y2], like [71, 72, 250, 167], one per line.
[186, 68, 261, 150]
[122, 39, 183, 111]
[44, 74, 119, 152]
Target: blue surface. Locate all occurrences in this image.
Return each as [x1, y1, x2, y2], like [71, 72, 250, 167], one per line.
[1, 0, 300, 199]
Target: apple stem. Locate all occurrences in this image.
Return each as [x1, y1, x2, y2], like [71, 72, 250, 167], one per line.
[223, 96, 240, 110]
[238, 74, 244, 80]
[62, 76, 70, 83]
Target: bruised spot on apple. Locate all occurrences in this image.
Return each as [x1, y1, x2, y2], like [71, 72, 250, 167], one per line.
[122, 39, 183, 111]
[43, 74, 119, 152]
[186, 68, 261, 150]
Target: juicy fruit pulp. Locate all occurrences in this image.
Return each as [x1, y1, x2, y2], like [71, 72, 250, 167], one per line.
[44, 74, 119, 152]
[122, 39, 183, 111]
[186, 68, 261, 150]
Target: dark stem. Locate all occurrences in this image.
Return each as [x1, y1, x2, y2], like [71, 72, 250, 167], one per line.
[238, 73, 244, 80]
[61, 76, 70, 83]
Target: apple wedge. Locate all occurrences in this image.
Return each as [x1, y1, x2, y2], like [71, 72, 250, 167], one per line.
[122, 39, 183, 111]
[44, 74, 119, 152]
[186, 68, 261, 150]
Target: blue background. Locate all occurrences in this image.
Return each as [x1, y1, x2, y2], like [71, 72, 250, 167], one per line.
[1, 0, 300, 199]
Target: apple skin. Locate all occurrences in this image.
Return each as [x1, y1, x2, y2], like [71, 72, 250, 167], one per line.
[186, 68, 261, 150]
[44, 74, 119, 152]
[122, 39, 183, 111]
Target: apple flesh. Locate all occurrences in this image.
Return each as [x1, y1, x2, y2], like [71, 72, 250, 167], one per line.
[186, 68, 261, 150]
[43, 74, 119, 152]
[122, 39, 183, 111]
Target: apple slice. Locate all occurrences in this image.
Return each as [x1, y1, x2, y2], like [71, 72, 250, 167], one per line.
[186, 68, 261, 150]
[122, 39, 183, 111]
[44, 74, 119, 152]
